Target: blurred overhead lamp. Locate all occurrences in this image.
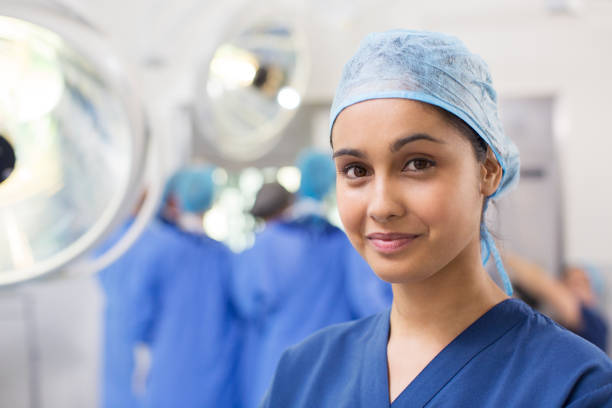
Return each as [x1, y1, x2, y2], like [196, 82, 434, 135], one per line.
[0, 1, 154, 286]
[194, 19, 309, 163]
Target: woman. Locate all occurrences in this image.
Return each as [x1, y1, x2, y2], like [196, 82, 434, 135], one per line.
[260, 30, 612, 407]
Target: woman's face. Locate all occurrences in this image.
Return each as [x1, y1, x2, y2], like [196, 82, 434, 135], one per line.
[332, 99, 492, 284]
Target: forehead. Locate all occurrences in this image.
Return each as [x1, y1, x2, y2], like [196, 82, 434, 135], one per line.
[331, 98, 466, 149]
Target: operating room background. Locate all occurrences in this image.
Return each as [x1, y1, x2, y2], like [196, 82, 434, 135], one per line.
[1, 0, 612, 407]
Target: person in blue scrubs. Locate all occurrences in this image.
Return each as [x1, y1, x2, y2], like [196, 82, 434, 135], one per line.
[261, 30, 612, 407]
[233, 151, 392, 408]
[249, 182, 295, 222]
[125, 166, 242, 408]
[98, 189, 185, 408]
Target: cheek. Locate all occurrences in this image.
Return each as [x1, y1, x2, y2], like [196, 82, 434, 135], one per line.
[336, 184, 366, 242]
[414, 174, 482, 237]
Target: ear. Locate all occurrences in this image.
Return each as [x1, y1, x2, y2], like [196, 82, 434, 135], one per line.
[480, 148, 502, 197]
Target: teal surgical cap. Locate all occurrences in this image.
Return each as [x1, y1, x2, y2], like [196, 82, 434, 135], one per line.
[330, 29, 520, 295]
[297, 149, 336, 201]
[171, 166, 215, 213]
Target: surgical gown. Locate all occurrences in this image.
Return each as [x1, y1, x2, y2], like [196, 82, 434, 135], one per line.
[98, 219, 174, 408]
[233, 216, 392, 407]
[127, 224, 242, 408]
[261, 298, 612, 407]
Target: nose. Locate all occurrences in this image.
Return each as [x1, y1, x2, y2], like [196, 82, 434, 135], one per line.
[367, 177, 405, 224]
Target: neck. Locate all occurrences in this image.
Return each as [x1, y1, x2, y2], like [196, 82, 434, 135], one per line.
[389, 240, 508, 340]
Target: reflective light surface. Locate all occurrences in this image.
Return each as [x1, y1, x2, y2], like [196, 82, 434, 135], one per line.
[0, 133, 16, 183]
[195, 20, 309, 162]
[0, 12, 145, 285]
[276, 166, 300, 193]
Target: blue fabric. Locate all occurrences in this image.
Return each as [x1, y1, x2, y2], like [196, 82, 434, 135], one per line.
[172, 166, 215, 213]
[97, 219, 175, 408]
[296, 149, 336, 201]
[126, 224, 242, 408]
[574, 304, 609, 353]
[582, 264, 606, 300]
[261, 299, 612, 407]
[481, 216, 513, 295]
[233, 216, 392, 408]
[97, 218, 241, 408]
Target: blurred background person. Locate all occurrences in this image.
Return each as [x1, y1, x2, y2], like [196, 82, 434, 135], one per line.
[98, 166, 242, 408]
[232, 149, 392, 408]
[505, 253, 609, 352]
[249, 182, 295, 223]
[127, 165, 242, 408]
[97, 192, 179, 408]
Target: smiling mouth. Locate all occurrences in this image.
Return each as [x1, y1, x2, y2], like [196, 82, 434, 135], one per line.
[366, 233, 420, 254]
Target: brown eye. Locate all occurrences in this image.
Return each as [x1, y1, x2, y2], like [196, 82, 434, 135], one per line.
[345, 165, 368, 178]
[404, 158, 434, 172]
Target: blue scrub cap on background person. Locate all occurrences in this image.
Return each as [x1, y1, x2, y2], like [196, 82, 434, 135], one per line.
[297, 149, 336, 201]
[172, 166, 216, 213]
[329, 29, 520, 295]
[579, 263, 605, 301]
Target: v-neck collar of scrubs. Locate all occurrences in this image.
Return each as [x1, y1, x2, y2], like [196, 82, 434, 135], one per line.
[365, 298, 526, 407]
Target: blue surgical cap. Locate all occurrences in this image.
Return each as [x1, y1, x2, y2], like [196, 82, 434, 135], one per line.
[580, 264, 605, 301]
[330, 29, 520, 198]
[330, 29, 520, 295]
[297, 149, 336, 201]
[171, 166, 215, 213]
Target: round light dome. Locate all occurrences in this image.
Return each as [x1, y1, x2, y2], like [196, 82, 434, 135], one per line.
[0, 4, 147, 286]
[194, 19, 309, 162]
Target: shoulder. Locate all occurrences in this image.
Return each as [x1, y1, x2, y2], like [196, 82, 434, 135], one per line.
[261, 312, 387, 406]
[511, 299, 608, 359]
[196, 234, 230, 252]
[145, 220, 186, 247]
[506, 300, 607, 360]
[278, 311, 385, 372]
[253, 221, 294, 242]
[505, 300, 612, 403]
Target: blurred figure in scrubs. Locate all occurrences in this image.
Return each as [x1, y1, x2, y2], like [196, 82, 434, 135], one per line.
[505, 254, 609, 352]
[249, 182, 294, 222]
[98, 192, 176, 408]
[129, 166, 242, 408]
[233, 149, 392, 408]
[98, 166, 241, 408]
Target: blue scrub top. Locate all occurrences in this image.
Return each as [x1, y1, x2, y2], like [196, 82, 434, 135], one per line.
[126, 225, 242, 408]
[98, 219, 173, 408]
[574, 304, 609, 353]
[233, 216, 392, 408]
[261, 299, 612, 407]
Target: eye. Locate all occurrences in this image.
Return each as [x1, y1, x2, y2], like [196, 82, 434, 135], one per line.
[403, 158, 435, 172]
[343, 164, 369, 179]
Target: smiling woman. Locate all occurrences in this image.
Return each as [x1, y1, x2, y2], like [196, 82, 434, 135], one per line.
[332, 98, 500, 290]
[260, 29, 612, 408]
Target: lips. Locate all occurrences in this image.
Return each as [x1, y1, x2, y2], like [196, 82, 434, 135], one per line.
[366, 232, 420, 254]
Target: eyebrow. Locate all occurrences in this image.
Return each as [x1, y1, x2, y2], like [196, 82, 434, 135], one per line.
[390, 133, 445, 152]
[333, 133, 444, 159]
[332, 148, 366, 159]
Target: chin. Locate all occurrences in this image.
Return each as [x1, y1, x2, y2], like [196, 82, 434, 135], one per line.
[366, 254, 435, 285]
